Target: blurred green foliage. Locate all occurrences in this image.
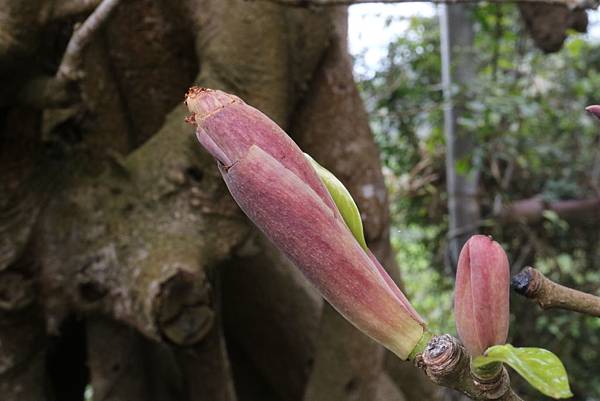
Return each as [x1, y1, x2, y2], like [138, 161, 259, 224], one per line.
[356, 5, 600, 400]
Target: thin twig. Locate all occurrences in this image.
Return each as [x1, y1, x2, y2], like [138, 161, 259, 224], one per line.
[512, 267, 600, 317]
[257, 0, 598, 9]
[416, 334, 524, 401]
[57, 0, 122, 81]
[9, 0, 122, 108]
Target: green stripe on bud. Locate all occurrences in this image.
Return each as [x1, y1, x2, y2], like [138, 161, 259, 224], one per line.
[304, 153, 368, 250]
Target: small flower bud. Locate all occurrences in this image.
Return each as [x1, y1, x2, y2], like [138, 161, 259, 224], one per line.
[454, 235, 510, 356]
[586, 105, 600, 120]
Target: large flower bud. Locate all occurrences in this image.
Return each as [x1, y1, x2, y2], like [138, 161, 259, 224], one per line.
[454, 235, 510, 356]
[185, 87, 425, 359]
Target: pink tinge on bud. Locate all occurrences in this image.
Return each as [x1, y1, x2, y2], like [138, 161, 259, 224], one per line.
[585, 105, 600, 120]
[185, 87, 242, 121]
[185, 87, 426, 359]
[454, 235, 510, 356]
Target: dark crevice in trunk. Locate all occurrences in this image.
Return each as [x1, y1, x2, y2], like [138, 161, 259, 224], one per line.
[45, 316, 89, 401]
[224, 335, 282, 401]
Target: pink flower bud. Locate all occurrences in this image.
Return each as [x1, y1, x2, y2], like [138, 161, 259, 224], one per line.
[454, 235, 509, 356]
[185, 87, 425, 359]
[586, 105, 600, 120]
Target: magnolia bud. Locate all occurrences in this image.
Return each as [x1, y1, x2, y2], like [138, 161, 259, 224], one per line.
[454, 235, 510, 356]
[586, 105, 600, 120]
[185, 87, 426, 359]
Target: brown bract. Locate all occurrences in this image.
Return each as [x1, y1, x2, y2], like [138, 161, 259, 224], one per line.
[185, 87, 241, 126]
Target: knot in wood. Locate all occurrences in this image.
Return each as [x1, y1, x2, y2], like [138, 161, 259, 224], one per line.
[422, 334, 462, 377]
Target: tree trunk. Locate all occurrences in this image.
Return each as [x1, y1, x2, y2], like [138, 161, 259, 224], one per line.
[439, 4, 480, 269]
[438, 5, 478, 401]
[0, 1, 437, 400]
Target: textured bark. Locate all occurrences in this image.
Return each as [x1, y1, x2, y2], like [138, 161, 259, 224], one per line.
[0, 0, 430, 400]
[519, 3, 587, 53]
[0, 107, 49, 400]
[0, 107, 44, 272]
[37, 103, 248, 344]
[512, 267, 600, 316]
[0, 308, 47, 401]
[86, 318, 157, 401]
[386, 357, 444, 401]
[302, 306, 400, 401]
[105, 0, 197, 146]
[0, 0, 46, 71]
[190, 3, 329, 400]
[224, 238, 322, 401]
[86, 292, 237, 401]
[0, 0, 105, 106]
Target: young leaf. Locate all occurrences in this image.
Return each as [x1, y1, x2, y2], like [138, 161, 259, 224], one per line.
[472, 344, 573, 399]
[304, 153, 368, 250]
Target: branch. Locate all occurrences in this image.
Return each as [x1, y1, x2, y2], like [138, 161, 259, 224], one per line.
[56, 0, 122, 82]
[512, 267, 600, 317]
[498, 196, 600, 224]
[257, 0, 598, 9]
[416, 335, 524, 401]
[38, 102, 249, 346]
[8, 0, 122, 108]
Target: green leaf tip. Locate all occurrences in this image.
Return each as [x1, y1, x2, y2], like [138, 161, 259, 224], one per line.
[472, 344, 573, 399]
[304, 153, 368, 250]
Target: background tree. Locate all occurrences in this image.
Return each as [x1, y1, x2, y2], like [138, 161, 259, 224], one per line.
[439, 2, 480, 268]
[358, 4, 600, 400]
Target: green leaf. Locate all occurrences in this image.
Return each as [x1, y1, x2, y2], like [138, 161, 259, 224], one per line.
[304, 153, 368, 250]
[542, 210, 560, 223]
[454, 158, 471, 175]
[472, 344, 573, 399]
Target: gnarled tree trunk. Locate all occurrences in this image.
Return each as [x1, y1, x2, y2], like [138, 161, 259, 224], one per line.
[0, 1, 437, 400]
